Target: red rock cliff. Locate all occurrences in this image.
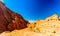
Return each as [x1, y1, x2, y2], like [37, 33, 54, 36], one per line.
[0, 1, 29, 33]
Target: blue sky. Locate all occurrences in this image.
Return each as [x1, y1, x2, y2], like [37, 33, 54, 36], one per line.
[3, 0, 60, 21]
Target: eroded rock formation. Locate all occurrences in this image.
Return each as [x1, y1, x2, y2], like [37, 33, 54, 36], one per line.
[0, 1, 29, 33]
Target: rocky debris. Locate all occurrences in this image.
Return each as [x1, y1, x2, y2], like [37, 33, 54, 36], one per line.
[0, 1, 29, 33]
[1, 14, 60, 36]
[27, 14, 60, 33]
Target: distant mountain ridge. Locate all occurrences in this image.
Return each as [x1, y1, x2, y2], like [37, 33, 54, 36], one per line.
[0, 1, 29, 33]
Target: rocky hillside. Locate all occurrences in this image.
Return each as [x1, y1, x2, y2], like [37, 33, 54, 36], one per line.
[0, 14, 60, 36]
[0, 1, 29, 33]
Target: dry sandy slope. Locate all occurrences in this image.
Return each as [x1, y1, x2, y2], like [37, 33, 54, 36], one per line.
[0, 14, 60, 36]
[0, 28, 52, 36]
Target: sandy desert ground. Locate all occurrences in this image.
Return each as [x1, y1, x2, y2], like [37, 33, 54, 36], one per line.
[0, 14, 60, 36]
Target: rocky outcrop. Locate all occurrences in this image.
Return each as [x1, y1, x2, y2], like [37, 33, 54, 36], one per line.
[0, 1, 29, 33]
[7, 14, 29, 31]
